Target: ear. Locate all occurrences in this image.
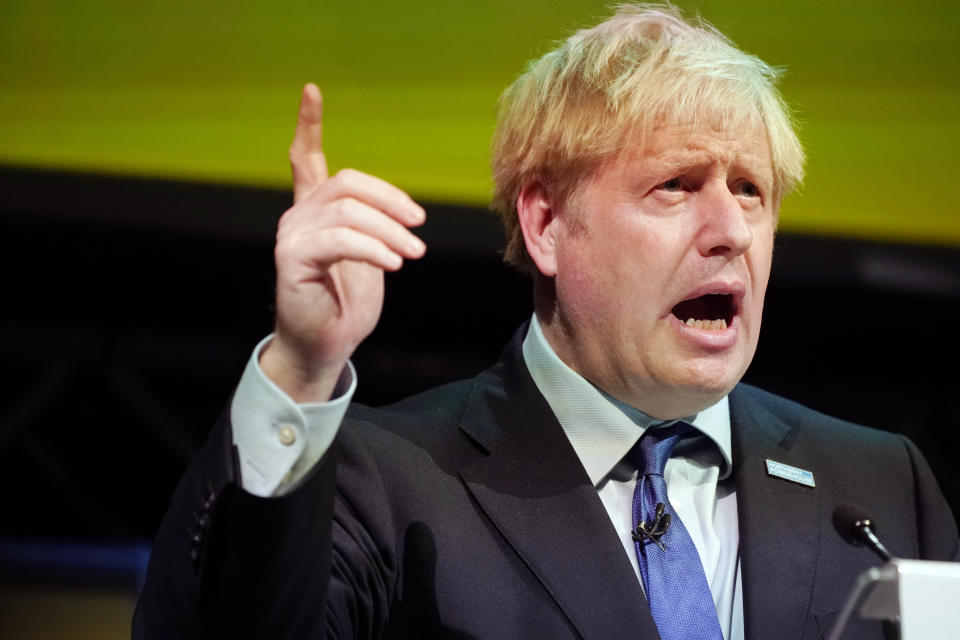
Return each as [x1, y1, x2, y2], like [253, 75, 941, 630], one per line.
[516, 179, 560, 277]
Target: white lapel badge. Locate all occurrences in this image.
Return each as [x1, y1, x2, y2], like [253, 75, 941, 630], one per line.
[765, 459, 815, 487]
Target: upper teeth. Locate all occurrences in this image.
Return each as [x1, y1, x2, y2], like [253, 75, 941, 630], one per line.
[685, 318, 728, 330]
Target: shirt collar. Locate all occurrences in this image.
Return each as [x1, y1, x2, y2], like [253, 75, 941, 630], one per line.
[521, 313, 733, 486]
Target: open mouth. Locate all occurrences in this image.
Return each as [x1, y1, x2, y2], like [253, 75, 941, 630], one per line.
[671, 294, 736, 331]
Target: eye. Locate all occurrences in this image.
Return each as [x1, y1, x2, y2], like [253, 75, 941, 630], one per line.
[734, 181, 760, 198]
[657, 177, 684, 191]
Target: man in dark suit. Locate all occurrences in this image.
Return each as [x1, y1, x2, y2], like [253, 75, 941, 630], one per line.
[135, 5, 958, 639]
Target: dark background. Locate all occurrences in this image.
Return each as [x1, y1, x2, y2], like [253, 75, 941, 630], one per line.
[1, 165, 958, 560]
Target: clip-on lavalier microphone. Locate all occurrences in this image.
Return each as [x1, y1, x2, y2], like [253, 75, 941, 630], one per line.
[632, 502, 672, 551]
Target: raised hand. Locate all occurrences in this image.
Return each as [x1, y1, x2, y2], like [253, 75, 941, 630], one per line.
[259, 84, 426, 402]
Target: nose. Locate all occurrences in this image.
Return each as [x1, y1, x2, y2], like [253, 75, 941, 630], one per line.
[696, 182, 753, 258]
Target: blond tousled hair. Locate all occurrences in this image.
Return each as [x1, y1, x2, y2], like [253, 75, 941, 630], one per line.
[491, 3, 805, 273]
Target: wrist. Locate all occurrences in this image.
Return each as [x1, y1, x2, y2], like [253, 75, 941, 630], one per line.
[259, 336, 346, 403]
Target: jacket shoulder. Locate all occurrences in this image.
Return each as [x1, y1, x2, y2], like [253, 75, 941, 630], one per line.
[733, 382, 902, 447]
[734, 383, 959, 561]
[346, 376, 478, 435]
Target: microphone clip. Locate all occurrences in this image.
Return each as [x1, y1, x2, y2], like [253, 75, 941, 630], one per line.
[632, 502, 672, 551]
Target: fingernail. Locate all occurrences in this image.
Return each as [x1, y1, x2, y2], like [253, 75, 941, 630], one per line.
[409, 235, 426, 254]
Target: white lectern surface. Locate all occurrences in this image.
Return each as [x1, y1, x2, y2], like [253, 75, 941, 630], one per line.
[829, 559, 960, 640]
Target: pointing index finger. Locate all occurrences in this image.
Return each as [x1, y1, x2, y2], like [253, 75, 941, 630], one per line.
[290, 83, 329, 204]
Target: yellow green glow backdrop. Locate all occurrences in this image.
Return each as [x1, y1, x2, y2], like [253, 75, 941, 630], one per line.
[2, 1, 958, 244]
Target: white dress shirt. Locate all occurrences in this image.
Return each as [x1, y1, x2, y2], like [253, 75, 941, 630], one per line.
[522, 315, 743, 640]
[231, 318, 743, 639]
[231, 335, 356, 497]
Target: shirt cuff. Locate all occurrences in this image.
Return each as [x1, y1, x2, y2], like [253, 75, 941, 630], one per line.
[230, 334, 357, 497]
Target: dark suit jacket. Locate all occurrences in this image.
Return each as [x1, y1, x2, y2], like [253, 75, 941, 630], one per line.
[134, 325, 959, 639]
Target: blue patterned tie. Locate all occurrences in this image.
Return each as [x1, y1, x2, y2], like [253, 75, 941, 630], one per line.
[632, 422, 723, 640]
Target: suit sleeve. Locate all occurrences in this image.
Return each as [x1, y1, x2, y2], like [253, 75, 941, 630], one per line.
[901, 435, 960, 562]
[133, 402, 345, 638]
[229, 335, 355, 497]
[133, 361, 393, 638]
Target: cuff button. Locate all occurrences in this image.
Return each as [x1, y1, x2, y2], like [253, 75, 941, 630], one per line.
[278, 424, 297, 446]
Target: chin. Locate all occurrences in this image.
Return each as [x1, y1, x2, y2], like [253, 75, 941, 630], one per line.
[666, 361, 747, 410]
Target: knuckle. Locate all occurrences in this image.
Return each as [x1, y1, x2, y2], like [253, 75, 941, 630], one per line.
[274, 226, 304, 264]
[274, 237, 293, 264]
[333, 198, 349, 221]
[331, 196, 360, 223]
[277, 205, 295, 227]
[334, 167, 359, 187]
[327, 227, 348, 245]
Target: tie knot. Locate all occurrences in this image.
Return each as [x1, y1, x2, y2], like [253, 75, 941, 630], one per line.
[636, 421, 689, 476]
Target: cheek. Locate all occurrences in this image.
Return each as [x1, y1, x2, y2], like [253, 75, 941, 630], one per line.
[557, 261, 606, 317]
[749, 288, 767, 337]
[747, 236, 774, 327]
[754, 230, 774, 284]
[554, 244, 625, 323]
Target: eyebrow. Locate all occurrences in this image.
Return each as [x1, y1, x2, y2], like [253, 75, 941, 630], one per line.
[650, 149, 772, 183]
[656, 155, 702, 173]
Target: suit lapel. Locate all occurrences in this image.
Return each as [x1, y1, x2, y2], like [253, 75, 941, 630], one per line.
[458, 327, 660, 640]
[730, 386, 821, 640]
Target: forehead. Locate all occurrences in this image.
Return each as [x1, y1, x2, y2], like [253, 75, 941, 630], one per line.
[628, 124, 773, 177]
